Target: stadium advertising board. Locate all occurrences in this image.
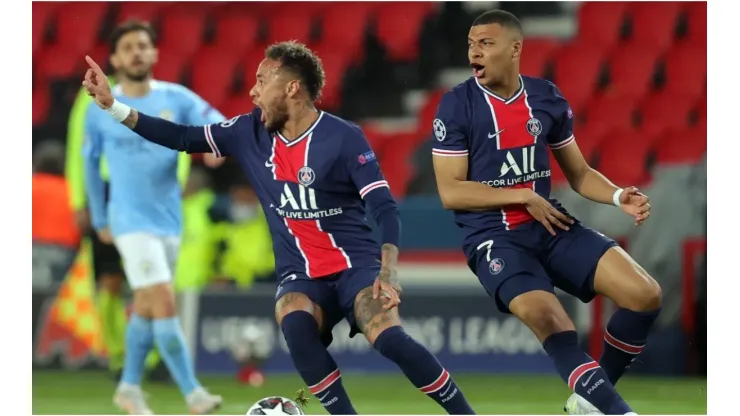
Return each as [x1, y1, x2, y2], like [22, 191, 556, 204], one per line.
[195, 290, 562, 374]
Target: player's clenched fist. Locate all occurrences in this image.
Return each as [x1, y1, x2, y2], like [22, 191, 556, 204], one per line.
[522, 189, 574, 236]
[82, 56, 114, 109]
[616, 186, 651, 226]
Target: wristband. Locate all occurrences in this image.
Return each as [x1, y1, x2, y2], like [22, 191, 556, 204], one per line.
[105, 100, 132, 122]
[612, 188, 624, 207]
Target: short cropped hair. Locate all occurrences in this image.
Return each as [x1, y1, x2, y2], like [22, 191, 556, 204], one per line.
[265, 41, 326, 101]
[109, 20, 157, 53]
[472, 10, 523, 35]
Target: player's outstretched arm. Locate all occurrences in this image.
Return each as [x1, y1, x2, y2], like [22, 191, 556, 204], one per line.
[552, 142, 651, 226]
[432, 154, 532, 211]
[81, 56, 231, 156]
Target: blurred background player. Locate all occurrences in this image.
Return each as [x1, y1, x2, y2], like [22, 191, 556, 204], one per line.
[81, 41, 477, 415]
[432, 10, 660, 415]
[81, 20, 224, 414]
[66, 56, 172, 383]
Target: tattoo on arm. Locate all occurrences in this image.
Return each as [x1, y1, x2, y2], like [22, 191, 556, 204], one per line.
[121, 109, 139, 129]
[379, 243, 399, 285]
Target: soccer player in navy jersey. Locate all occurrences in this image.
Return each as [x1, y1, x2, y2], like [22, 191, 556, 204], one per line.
[431, 11, 661, 415]
[81, 41, 475, 415]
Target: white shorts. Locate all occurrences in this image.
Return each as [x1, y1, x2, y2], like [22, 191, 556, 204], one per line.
[114, 232, 180, 290]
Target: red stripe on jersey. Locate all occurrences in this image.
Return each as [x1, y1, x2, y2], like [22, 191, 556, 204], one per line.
[273, 133, 351, 278]
[486, 91, 537, 230]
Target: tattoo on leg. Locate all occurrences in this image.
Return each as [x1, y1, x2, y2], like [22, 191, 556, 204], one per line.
[354, 288, 393, 334]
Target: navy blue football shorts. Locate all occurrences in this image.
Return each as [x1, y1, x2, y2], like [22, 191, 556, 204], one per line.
[467, 221, 617, 314]
[275, 266, 380, 347]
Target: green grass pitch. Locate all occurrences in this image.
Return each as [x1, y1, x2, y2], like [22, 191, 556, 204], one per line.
[32, 370, 706, 414]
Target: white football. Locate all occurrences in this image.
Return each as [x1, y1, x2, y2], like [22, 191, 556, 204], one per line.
[247, 397, 305, 415]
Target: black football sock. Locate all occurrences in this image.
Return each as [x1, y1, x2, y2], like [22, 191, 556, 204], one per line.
[373, 326, 476, 415]
[542, 330, 632, 414]
[600, 307, 660, 384]
[281, 311, 356, 415]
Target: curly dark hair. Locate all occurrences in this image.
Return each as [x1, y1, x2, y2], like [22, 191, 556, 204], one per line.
[265, 41, 326, 101]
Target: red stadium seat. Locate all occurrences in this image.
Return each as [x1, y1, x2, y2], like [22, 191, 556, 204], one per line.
[417, 89, 445, 134]
[36, 45, 82, 80]
[158, 10, 205, 56]
[153, 48, 188, 83]
[55, 2, 109, 54]
[628, 2, 684, 51]
[553, 41, 607, 112]
[265, 11, 315, 46]
[586, 94, 637, 132]
[694, 95, 706, 126]
[33, 2, 58, 56]
[520, 38, 561, 78]
[607, 44, 661, 100]
[683, 2, 707, 45]
[596, 130, 652, 185]
[576, 2, 629, 49]
[653, 126, 706, 165]
[190, 47, 241, 109]
[32, 85, 51, 126]
[319, 3, 377, 61]
[376, 2, 436, 62]
[213, 14, 260, 55]
[663, 46, 706, 98]
[637, 91, 695, 138]
[116, 2, 169, 24]
[573, 121, 610, 162]
[220, 93, 255, 119]
[378, 131, 422, 198]
[311, 44, 353, 110]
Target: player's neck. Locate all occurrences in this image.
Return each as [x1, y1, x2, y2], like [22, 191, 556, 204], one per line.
[485, 73, 522, 100]
[119, 78, 151, 98]
[281, 105, 320, 141]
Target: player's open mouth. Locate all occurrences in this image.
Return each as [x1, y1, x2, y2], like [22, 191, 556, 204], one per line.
[471, 63, 485, 78]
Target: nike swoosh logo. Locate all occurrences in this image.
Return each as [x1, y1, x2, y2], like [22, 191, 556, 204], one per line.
[265, 160, 275, 168]
[439, 382, 452, 397]
[581, 371, 596, 387]
[317, 392, 330, 402]
[488, 128, 506, 139]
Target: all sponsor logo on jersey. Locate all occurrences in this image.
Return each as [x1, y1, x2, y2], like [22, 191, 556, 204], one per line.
[297, 166, 316, 186]
[275, 183, 342, 219]
[478, 146, 551, 187]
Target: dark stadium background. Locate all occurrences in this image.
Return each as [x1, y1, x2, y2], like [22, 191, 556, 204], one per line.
[32, 1, 707, 414]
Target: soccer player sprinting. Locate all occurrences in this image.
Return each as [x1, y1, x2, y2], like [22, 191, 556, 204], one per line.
[81, 41, 476, 415]
[431, 11, 661, 415]
[82, 21, 225, 415]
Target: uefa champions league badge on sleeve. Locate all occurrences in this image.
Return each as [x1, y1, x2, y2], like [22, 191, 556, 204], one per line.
[433, 118, 446, 141]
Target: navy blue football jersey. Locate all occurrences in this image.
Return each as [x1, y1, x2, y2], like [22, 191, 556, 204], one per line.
[201, 109, 389, 279]
[432, 75, 574, 242]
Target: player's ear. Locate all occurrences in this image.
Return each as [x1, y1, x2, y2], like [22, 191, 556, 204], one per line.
[286, 79, 300, 98]
[109, 53, 121, 71]
[512, 39, 522, 59]
[151, 47, 159, 66]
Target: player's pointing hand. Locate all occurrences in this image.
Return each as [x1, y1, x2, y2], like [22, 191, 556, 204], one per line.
[82, 55, 114, 109]
[617, 186, 651, 226]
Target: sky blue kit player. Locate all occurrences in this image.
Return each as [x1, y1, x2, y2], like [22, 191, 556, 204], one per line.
[84, 61, 225, 416]
[81, 41, 477, 415]
[432, 10, 661, 416]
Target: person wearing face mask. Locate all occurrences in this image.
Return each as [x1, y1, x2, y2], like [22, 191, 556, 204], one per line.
[208, 171, 275, 288]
